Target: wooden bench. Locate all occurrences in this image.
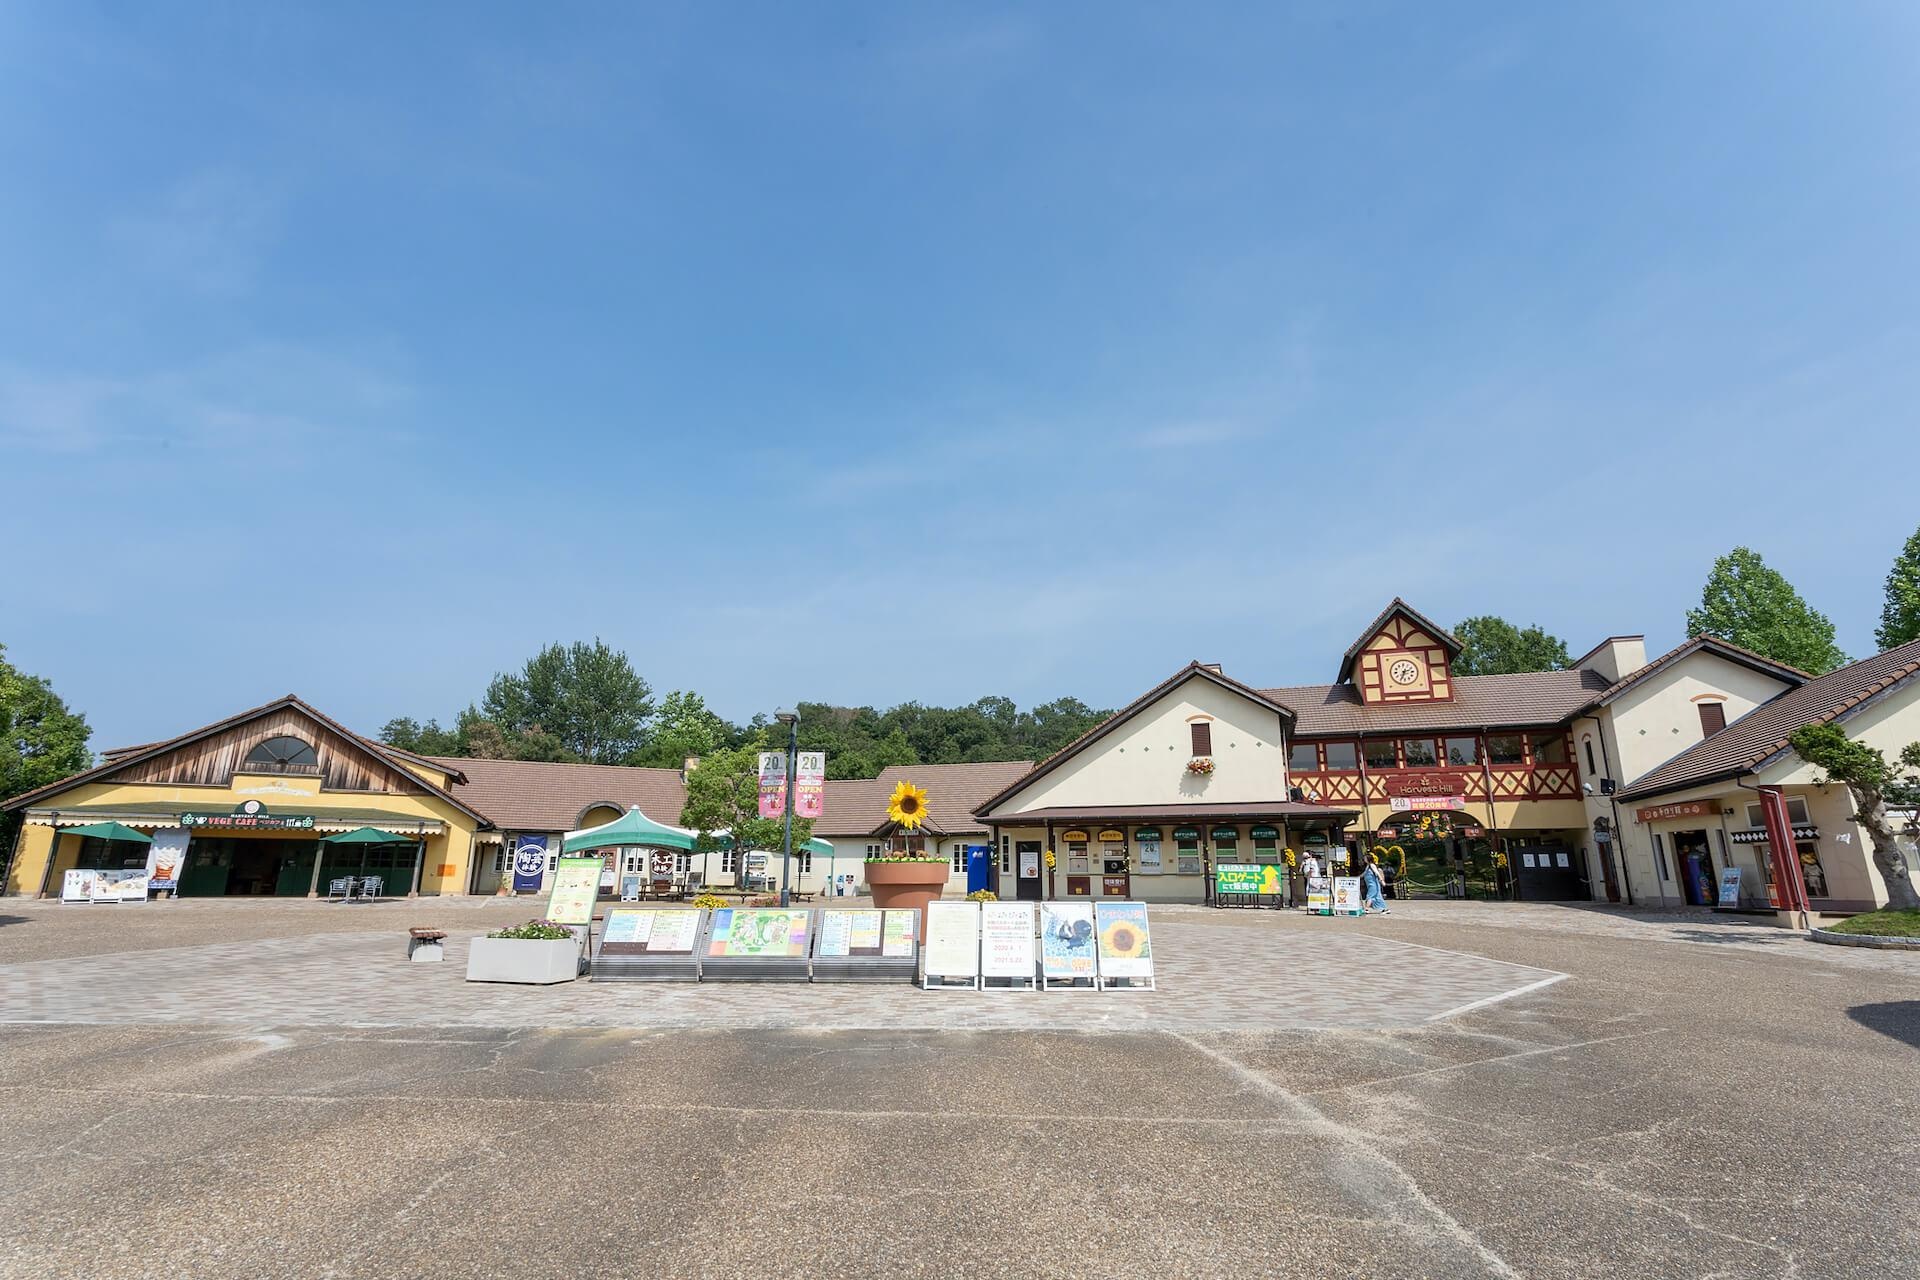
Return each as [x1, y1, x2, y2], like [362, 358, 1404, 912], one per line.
[408, 927, 447, 962]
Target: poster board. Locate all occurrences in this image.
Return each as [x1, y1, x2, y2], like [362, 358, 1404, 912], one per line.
[979, 901, 1037, 988]
[590, 908, 705, 982]
[1214, 862, 1283, 905]
[1093, 901, 1155, 990]
[145, 829, 188, 893]
[63, 869, 148, 904]
[545, 857, 603, 926]
[61, 869, 95, 903]
[1331, 876, 1363, 916]
[922, 900, 981, 990]
[811, 908, 919, 983]
[1717, 867, 1743, 908]
[1039, 900, 1097, 989]
[701, 908, 812, 982]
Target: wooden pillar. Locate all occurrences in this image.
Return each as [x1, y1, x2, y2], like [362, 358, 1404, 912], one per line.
[35, 817, 63, 899]
[408, 831, 425, 898]
[307, 838, 326, 899]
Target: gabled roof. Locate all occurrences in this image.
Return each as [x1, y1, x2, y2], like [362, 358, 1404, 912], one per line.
[1588, 635, 1810, 707]
[850, 762, 1037, 838]
[3, 695, 491, 826]
[1263, 669, 1612, 737]
[973, 662, 1297, 819]
[1619, 639, 1920, 801]
[1336, 598, 1461, 682]
[433, 756, 691, 833]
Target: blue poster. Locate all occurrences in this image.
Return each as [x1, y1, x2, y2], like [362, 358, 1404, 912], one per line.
[512, 835, 548, 892]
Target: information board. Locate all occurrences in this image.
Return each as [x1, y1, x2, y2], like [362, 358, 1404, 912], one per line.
[980, 901, 1036, 986]
[599, 909, 702, 954]
[812, 908, 919, 983]
[922, 900, 981, 989]
[545, 856, 603, 926]
[817, 910, 883, 957]
[706, 909, 810, 958]
[1215, 863, 1283, 896]
[1332, 876, 1363, 916]
[1039, 900, 1097, 988]
[1093, 901, 1155, 990]
[1717, 867, 1742, 907]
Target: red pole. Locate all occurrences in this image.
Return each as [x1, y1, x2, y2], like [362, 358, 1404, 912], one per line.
[1758, 787, 1810, 917]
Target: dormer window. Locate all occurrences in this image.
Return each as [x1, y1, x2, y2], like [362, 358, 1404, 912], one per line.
[1697, 701, 1727, 737]
[243, 735, 318, 773]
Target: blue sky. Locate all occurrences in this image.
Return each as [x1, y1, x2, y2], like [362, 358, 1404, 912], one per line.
[4, 3, 1917, 750]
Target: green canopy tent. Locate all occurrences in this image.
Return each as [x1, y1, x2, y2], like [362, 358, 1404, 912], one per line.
[562, 807, 700, 898]
[317, 825, 423, 899]
[63, 821, 154, 846]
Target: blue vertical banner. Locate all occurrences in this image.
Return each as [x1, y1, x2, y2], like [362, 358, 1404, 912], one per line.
[512, 834, 549, 892]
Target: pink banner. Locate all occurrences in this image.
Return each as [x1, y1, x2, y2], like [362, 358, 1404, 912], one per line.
[757, 751, 787, 820]
[795, 751, 826, 819]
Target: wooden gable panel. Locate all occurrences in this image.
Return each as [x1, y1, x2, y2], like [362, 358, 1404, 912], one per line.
[112, 707, 428, 795]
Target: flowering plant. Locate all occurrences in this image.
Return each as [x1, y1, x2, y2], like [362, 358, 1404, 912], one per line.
[1186, 757, 1216, 776]
[1043, 848, 1057, 869]
[1282, 847, 1298, 869]
[487, 919, 575, 941]
[690, 893, 727, 910]
[1491, 850, 1509, 869]
[966, 889, 998, 902]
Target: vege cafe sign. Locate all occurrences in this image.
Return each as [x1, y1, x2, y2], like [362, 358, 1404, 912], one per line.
[180, 800, 315, 830]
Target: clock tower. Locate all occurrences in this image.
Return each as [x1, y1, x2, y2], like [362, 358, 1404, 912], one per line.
[1336, 599, 1460, 705]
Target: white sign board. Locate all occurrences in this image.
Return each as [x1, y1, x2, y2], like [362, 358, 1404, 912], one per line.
[1039, 901, 1097, 987]
[922, 900, 980, 989]
[979, 901, 1036, 984]
[1092, 901, 1155, 990]
[1332, 876, 1363, 916]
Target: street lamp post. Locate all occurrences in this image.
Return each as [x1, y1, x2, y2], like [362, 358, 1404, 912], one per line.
[775, 708, 799, 908]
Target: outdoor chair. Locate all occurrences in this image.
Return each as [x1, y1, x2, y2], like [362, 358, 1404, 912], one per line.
[327, 877, 353, 902]
[359, 876, 384, 901]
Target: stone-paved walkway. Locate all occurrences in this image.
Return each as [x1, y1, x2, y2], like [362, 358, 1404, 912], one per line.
[0, 910, 1561, 1032]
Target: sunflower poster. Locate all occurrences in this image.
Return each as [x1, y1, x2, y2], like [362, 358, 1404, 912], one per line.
[1039, 901, 1097, 982]
[1093, 901, 1154, 981]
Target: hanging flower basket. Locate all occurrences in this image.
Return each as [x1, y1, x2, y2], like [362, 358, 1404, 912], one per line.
[1186, 757, 1216, 776]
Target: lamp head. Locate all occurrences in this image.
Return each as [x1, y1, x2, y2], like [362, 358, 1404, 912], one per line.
[774, 707, 798, 726]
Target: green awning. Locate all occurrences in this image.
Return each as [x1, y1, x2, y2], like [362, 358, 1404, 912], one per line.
[322, 826, 419, 845]
[563, 806, 697, 853]
[61, 821, 152, 845]
[807, 836, 832, 858]
[1249, 824, 1282, 840]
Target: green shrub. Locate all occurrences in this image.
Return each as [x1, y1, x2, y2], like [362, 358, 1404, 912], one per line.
[487, 919, 575, 941]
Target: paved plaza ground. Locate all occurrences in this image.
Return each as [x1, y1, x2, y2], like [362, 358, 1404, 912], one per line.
[0, 897, 1916, 1279]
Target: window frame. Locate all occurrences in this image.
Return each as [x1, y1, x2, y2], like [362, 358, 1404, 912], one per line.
[1444, 736, 1480, 767]
[1191, 721, 1213, 757]
[1363, 740, 1398, 770]
[1289, 742, 1320, 772]
[1486, 733, 1525, 766]
[1322, 741, 1359, 772]
[1697, 701, 1727, 737]
[1400, 738, 1439, 769]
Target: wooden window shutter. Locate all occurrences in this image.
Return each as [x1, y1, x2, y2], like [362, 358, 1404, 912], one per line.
[1191, 721, 1212, 756]
[1697, 702, 1727, 737]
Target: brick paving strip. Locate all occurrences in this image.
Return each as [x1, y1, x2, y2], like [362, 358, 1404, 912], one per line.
[0, 909, 1563, 1033]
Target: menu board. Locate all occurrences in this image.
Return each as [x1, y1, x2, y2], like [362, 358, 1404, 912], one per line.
[817, 909, 890, 958]
[707, 909, 809, 958]
[1093, 901, 1154, 979]
[63, 869, 149, 903]
[1039, 901, 1097, 980]
[923, 901, 980, 980]
[882, 912, 916, 957]
[980, 902, 1036, 979]
[600, 909, 701, 955]
[545, 856, 603, 925]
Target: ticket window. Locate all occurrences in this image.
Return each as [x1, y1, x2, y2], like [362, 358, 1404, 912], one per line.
[1175, 836, 1202, 875]
[1213, 830, 1238, 863]
[1100, 838, 1129, 896]
[1066, 838, 1091, 897]
[1252, 830, 1280, 863]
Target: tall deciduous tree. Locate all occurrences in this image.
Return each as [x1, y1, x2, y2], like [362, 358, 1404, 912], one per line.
[480, 639, 655, 764]
[0, 644, 93, 857]
[678, 742, 813, 867]
[627, 690, 738, 769]
[1876, 525, 1920, 651]
[1686, 547, 1847, 674]
[1452, 616, 1573, 676]
[1788, 722, 1920, 911]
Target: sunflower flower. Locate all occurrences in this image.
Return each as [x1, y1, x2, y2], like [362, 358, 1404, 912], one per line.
[886, 780, 930, 831]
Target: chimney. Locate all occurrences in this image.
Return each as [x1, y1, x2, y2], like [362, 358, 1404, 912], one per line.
[1576, 637, 1647, 684]
[681, 756, 701, 781]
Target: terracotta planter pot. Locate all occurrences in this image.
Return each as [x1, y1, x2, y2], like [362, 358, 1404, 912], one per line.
[864, 860, 950, 938]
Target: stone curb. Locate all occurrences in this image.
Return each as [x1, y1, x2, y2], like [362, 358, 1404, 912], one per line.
[1808, 927, 1920, 951]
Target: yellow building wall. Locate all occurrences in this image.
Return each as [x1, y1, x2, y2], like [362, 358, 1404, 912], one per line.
[6, 773, 483, 897]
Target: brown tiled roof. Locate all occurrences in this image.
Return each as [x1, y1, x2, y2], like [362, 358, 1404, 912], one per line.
[1618, 639, 1920, 801]
[1262, 669, 1613, 737]
[1337, 599, 1460, 682]
[977, 801, 1357, 826]
[973, 662, 1297, 819]
[438, 755, 1033, 839]
[1590, 635, 1810, 705]
[4, 695, 490, 826]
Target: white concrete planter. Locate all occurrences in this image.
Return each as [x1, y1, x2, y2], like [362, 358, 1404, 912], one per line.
[465, 936, 580, 984]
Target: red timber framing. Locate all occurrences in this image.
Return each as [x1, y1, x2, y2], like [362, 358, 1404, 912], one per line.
[1289, 730, 1579, 806]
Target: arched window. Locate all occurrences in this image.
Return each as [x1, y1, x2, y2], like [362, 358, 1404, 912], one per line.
[243, 735, 318, 772]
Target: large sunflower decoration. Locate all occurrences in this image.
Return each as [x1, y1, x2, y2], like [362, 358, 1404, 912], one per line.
[886, 781, 930, 831]
[1100, 915, 1150, 960]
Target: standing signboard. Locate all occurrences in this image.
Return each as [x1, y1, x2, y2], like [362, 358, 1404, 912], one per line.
[757, 751, 788, 819]
[794, 750, 826, 819]
[979, 901, 1037, 989]
[145, 828, 188, 893]
[1214, 863, 1282, 905]
[591, 908, 705, 982]
[545, 856, 603, 927]
[1038, 900, 1097, 989]
[1093, 901, 1155, 991]
[1331, 876, 1363, 916]
[922, 900, 982, 990]
[1717, 867, 1743, 908]
[702, 908, 812, 981]
[61, 869, 94, 903]
[511, 835, 548, 893]
[812, 907, 919, 983]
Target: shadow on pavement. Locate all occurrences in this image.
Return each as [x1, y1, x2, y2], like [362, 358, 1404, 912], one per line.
[1671, 927, 1798, 946]
[1848, 1001, 1920, 1048]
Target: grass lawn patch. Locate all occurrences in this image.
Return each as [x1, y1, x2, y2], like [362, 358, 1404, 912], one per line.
[1826, 907, 1920, 938]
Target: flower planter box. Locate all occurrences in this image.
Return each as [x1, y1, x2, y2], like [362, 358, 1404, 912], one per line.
[865, 860, 950, 939]
[465, 936, 580, 984]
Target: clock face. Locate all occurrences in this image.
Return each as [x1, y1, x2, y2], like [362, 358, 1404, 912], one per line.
[1389, 659, 1421, 686]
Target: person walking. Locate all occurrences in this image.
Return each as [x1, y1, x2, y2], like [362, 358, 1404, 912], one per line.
[1361, 853, 1391, 915]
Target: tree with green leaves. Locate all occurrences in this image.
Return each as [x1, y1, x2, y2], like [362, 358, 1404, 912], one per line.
[0, 643, 93, 860]
[1451, 616, 1572, 676]
[1685, 547, 1847, 674]
[480, 639, 655, 763]
[678, 741, 813, 876]
[1876, 524, 1920, 651]
[627, 690, 739, 769]
[1788, 722, 1920, 911]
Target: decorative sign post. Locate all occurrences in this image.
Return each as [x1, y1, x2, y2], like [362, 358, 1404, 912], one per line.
[1038, 900, 1097, 989]
[922, 900, 982, 990]
[757, 751, 788, 819]
[794, 750, 826, 819]
[591, 907, 705, 982]
[979, 901, 1037, 989]
[812, 908, 919, 983]
[1093, 901, 1155, 991]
